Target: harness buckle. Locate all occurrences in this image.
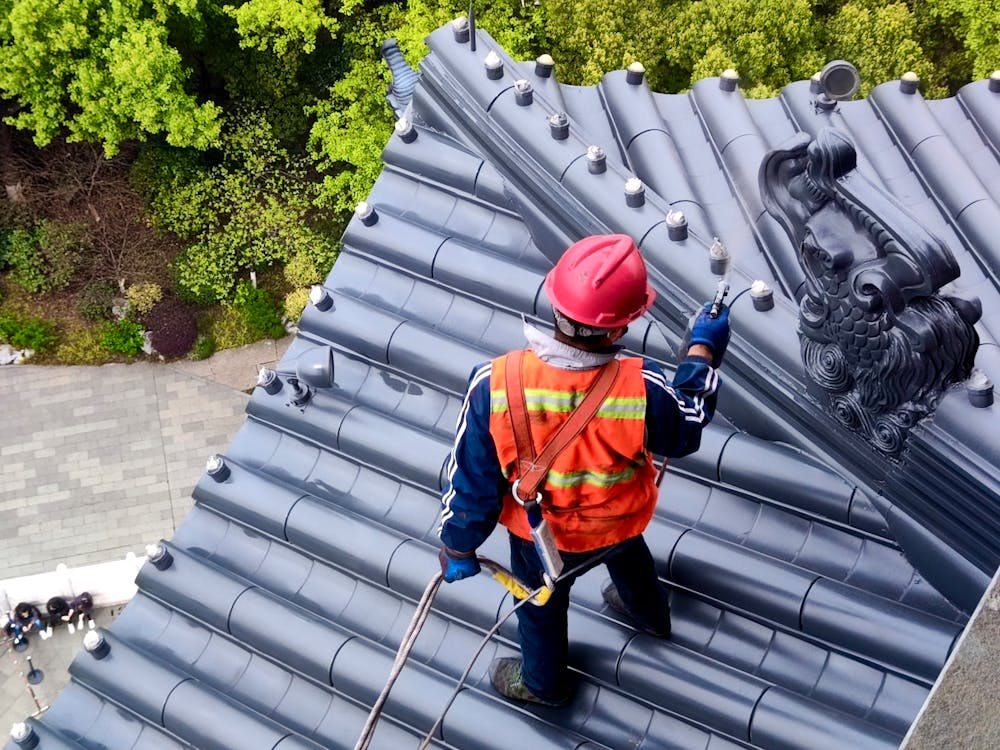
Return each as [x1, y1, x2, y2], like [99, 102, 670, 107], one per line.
[510, 479, 542, 508]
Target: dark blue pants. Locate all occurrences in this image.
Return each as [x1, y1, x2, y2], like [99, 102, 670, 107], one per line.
[507, 532, 670, 702]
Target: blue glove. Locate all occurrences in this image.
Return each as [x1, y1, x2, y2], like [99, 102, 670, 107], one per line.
[689, 304, 730, 367]
[439, 547, 481, 583]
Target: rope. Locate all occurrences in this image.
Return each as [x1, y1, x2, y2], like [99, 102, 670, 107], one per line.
[355, 550, 616, 750]
[353, 572, 444, 750]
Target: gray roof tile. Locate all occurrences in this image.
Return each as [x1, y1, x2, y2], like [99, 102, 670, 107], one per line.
[13, 23, 1000, 750]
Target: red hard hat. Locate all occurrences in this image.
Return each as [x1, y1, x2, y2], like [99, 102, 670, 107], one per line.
[544, 234, 655, 328]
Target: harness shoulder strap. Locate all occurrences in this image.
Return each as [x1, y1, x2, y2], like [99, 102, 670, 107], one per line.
[505, 351, 622, 502]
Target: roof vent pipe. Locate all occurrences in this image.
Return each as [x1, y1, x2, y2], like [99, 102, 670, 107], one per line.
[719, 69, 739, 92]
[535, 54, 554, 78]
[626, 62, 645, 85]
[83, 629, 110, 660]
[146, 542, 174, 571]
[625, 177, 645, 207]
[484, 50, 503, 80]
[989, 70, 1000, 93]
[257, 367, 282, 394]
[514, 79, 533, 105]
[709, 238, 730, 275]
[967, 369, 994, 408]
[815, 95, 837, 112]
[309, 285, 333, 312]
[355, 201, 378, 226]
[394, 116, 417, 142]
[9, 724, 38, 749]
[751, 280, 775, 311]
[451, 15, 470, 43]
[666, 210, 688, 241]
[899, 71, 919, 94]
[549, 112, 569, 140]
[586, 145, 606, 173]
[206, 454, 231, 482]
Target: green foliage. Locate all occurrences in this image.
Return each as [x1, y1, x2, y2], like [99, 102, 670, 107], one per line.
[544, 0, 666, 86]
[0, 309, 59, 351]
[126, 282, 164, 316]
[659, 0, 825, 95]
[137, 111, 339, 302]
[0, 0, 221, 154]
[4, 228, 46, 293]
[283, 252, 321, 287]
[825, 2, 945, 97]
[191, 333, 216, 360]
[100, 318, 145, 356]
[4, 221, 84, 293]
[924, 0, 1000, 80]
[207, 305, 261, 349]
[283, 287, 310, 322]
[54, 326, 107, 364]
[231, 280, 286, 338]
[308, 5, 398, 214]
[226, 0, 338, 57]
[0, 227, 10, 271]
[78, 279, 120, 322]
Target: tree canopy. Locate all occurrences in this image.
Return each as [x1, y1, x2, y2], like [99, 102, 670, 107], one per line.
[0, 0, 993, 318]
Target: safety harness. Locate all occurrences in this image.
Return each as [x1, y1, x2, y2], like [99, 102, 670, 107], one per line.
[505, 350, 621, 582]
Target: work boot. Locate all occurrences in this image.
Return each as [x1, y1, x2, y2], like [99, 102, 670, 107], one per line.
[602, 583, 671, 638]
[489, 658, 569, 707]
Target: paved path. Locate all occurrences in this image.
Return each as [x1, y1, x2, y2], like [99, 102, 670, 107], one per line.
[0, 337, 290, 730]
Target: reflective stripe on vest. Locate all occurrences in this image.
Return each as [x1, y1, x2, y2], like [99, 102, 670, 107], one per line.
[489, 350, 658, 552]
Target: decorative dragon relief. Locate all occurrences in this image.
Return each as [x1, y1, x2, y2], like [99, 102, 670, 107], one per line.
[760, 127, 980, 457]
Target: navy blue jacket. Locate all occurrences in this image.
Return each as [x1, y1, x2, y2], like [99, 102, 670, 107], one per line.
[439, 354, 720, 554]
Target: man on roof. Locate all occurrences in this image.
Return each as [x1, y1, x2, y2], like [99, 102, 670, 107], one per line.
[437, 233, 729, 706]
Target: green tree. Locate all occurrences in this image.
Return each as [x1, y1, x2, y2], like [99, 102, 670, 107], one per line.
[824, 2, 945, 97]
[923, 0, 1000, 81]
[226, 0, 338, 57]
[661, 0, 825, 96]
[544, 0, 667, 87]
[308, 6, 398, 214]
[0, 0, 222, 154]
[136, 109, 338, 301]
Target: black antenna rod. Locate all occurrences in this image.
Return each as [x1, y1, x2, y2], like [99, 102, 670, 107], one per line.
[468, 1, 476, 51]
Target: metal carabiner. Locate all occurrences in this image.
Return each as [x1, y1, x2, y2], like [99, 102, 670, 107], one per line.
[510, 478, 542, 507]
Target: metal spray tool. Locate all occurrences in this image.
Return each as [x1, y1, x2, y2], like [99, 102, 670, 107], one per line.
[709, 278, 730, 318]
[708, 237, 730, 318]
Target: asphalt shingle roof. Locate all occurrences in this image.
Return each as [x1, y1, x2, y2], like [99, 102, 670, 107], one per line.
[10, 23, 999, 750]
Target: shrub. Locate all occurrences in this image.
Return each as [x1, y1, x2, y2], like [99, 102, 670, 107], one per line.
[0, 227, 10, 271]
[78, 279, 119, 322]
[0, 310, 59, 352]
[210, 305, 259, 349]
[100, 319, 145, 356]
[5, 221, 85, 293]
[283, 252, 320, 288]
[5, 227, 46, 292]
[191, 334, 216, 360]
[126, 282, 163, 316]
[283, 287, 310, 322]
[231, 280, 286, 339]
[146, 296, 197, 358]
[55, 327, 107, 364]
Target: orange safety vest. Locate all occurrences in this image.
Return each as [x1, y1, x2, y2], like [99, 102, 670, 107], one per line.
[490, 350, 658, 552]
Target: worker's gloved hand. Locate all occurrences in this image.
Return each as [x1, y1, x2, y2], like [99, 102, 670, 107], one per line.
[689, 304, 730, 367]
[438, 547, 481, 583]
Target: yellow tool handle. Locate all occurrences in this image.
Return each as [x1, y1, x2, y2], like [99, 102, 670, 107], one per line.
[479, 557, 552, 606]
